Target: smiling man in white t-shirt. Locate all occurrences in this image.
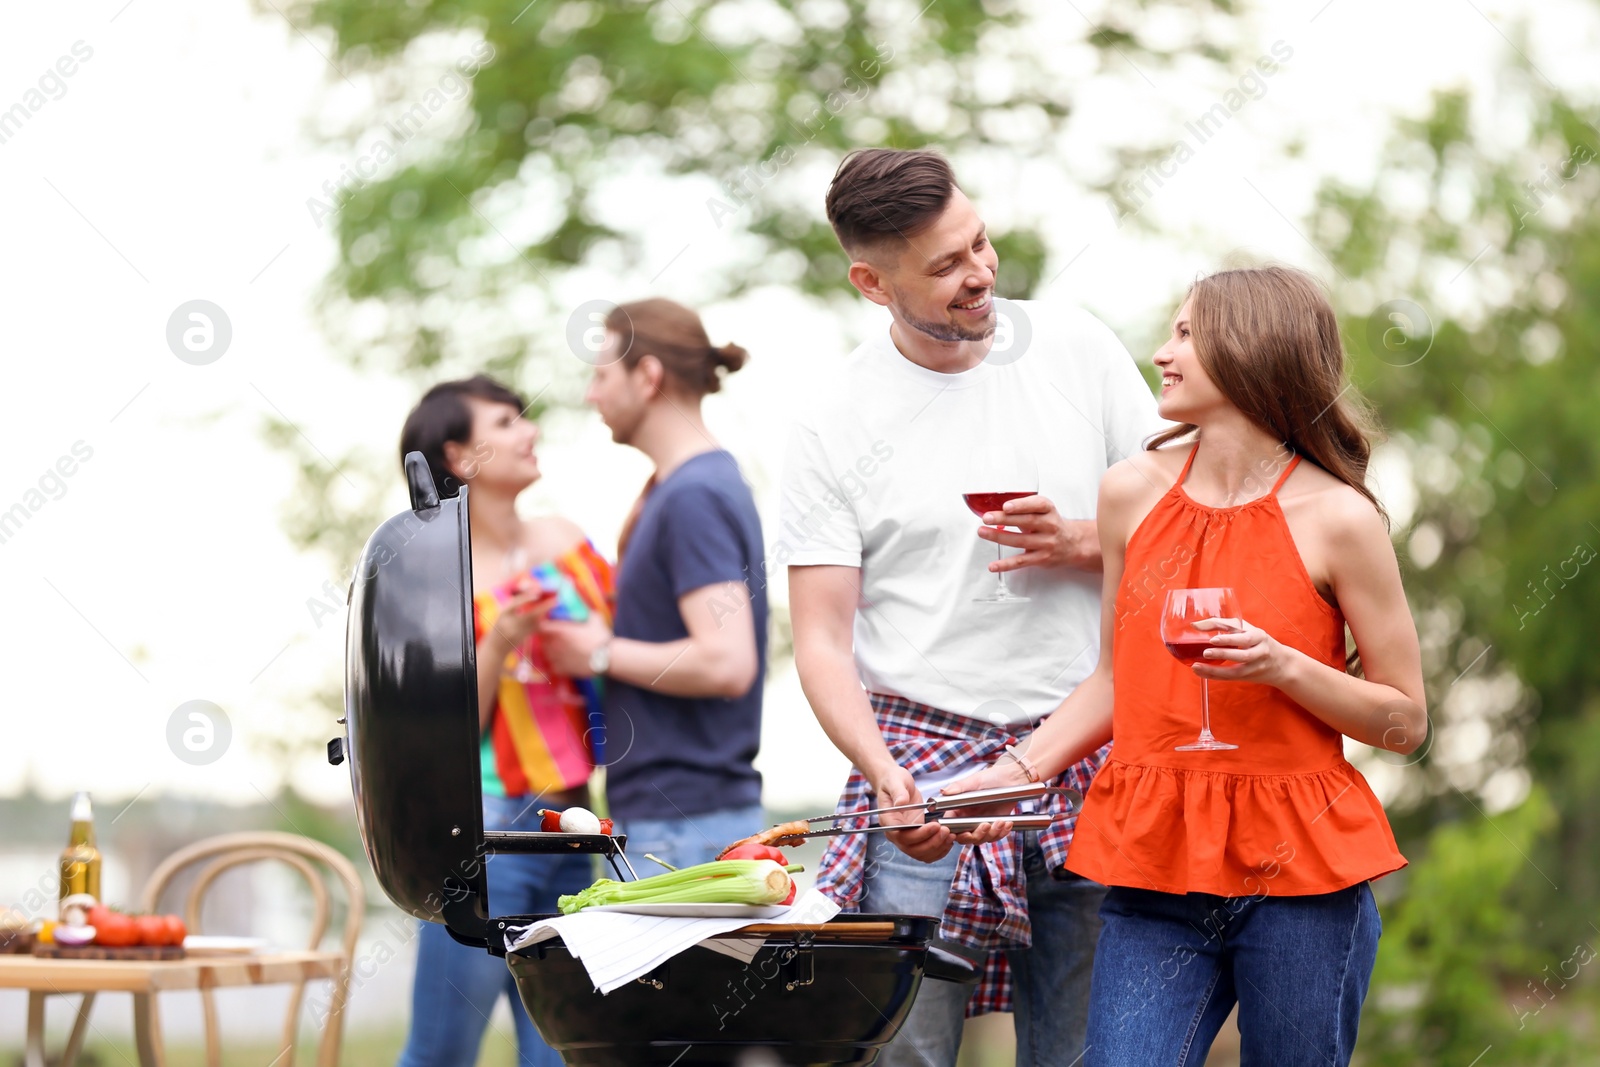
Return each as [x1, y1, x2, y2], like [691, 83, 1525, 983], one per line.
[783, 148, 1164, 1067]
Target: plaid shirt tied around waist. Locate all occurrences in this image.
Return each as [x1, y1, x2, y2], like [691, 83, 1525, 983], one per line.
[814, 693, 1109, 1016]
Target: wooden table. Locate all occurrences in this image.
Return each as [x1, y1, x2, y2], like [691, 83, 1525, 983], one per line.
[0, 949, 345, 1067]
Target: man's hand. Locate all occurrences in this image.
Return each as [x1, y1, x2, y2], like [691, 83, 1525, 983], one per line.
[977, 495, 1101, 571]
[870, 763, 955, 862]
[537, 614, 612, 678]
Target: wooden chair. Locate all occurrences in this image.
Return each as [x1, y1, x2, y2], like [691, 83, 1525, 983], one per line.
[137, 831, 366, 1067]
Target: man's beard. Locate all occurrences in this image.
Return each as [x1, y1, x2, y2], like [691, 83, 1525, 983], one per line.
[605, 408, 642, 447]
[900, 301, 995, 343]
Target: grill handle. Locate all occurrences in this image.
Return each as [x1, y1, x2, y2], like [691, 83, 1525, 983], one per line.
[405, 451, 441, 511]
[923, 945, 982, 985]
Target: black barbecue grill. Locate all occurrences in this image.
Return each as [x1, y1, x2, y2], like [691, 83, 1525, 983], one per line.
[333, 454, 975, 1066]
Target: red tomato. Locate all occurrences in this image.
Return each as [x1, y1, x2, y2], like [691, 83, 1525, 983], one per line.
[134, 915, 166, 947]
[94, 911, 139, 948]
[719, 843, 789, 865]
[162, 915, 187, 947]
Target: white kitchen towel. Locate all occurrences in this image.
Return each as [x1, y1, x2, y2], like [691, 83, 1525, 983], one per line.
[502, 889, 840, 993]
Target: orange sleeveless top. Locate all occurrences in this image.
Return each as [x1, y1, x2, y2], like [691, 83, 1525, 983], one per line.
[1065, 445, 1406, 897]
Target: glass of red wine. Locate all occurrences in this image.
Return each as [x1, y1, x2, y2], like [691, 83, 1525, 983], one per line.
[962, 450, 1038, 603]
[1161, 587, 1241, 751]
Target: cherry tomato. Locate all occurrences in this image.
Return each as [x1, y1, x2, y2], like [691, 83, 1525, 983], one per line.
[162, 915, 187, 947]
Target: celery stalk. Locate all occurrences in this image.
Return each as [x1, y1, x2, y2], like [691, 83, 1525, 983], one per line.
[557, 859, 792, 914]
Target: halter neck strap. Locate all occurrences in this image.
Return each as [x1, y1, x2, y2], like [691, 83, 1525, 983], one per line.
[1270, 453, 1302, 495]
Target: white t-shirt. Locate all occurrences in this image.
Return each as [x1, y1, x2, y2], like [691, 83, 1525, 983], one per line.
[778, 300, 1166, 726]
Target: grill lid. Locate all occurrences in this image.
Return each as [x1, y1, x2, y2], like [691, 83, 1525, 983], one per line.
[342, 453, 490, 938]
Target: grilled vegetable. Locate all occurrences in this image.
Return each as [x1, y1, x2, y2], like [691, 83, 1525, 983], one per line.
[716, 820, 810, 857]
[558, 859, 795, 915]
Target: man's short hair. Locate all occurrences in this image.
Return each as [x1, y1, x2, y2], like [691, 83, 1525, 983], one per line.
[825, 148, 958, 258]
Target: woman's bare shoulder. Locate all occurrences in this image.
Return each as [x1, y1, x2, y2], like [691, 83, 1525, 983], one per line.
[1102, 444, 1188, 502]
[523, 514, 590, 559]
[1283, 462, 1389, 541]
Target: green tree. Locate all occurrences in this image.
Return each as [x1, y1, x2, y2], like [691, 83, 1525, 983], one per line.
[1307, 41, 1600, 1064]
[263, 0, 1245, 560]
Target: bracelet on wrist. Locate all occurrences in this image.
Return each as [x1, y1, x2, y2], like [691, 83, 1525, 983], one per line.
[1000, 745, 1042, 783]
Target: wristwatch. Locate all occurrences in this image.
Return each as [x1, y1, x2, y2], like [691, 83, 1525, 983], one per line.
[587, 642, 611, 677]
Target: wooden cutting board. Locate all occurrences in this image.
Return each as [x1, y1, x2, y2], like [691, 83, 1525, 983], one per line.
[33, 944, 186, 960]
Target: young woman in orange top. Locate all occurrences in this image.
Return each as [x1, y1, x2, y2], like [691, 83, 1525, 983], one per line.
[948, 265, 1426, 1065]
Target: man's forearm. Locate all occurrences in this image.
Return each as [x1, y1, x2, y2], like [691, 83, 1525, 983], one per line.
[796, 644, 896, 784]
[605, 635, 752, 699]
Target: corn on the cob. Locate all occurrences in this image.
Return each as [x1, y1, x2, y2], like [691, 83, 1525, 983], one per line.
[557, 859, 794, 914]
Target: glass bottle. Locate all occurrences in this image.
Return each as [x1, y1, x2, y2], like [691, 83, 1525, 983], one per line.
[58, 791, 102, 907]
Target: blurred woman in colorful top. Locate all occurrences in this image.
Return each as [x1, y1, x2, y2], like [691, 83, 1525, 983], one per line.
[395, 375, 613, 1067]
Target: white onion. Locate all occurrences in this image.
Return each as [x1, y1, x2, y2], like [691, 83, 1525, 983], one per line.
[559, 806, 602, 834]
[54, 925, 97, 946]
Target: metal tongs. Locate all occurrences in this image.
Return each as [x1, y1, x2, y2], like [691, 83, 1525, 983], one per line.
[798, 782, 1082, 840]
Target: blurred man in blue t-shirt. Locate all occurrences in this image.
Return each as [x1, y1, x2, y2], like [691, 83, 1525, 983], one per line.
[539, 297, 768, 865]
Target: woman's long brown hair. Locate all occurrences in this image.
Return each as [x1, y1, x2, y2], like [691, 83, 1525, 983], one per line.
[1149, 265, 1387, 527]
[1151, 265, 1385, 673]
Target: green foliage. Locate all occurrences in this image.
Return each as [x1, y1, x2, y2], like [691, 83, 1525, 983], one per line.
[259, 0, 1247, 598]
[275, 0, 1241, 380]
[1308, 53, 1600, 1064]
[1362, 791, 1582, 1064]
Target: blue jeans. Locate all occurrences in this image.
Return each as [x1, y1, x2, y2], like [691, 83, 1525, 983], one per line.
[397, 794, 593, 1067]
[614, 803, 766, 871]
[1085, 882, 1381, 1067]
[860, 832, 1107, 1067]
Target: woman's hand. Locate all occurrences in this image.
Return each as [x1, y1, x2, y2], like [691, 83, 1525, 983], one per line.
[484, 578, 557, 655]
[1190, 616, 1303, 687]
[937, 760, 1028, 846]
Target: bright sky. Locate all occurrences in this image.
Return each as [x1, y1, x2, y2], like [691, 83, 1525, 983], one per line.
[1, 0, 1596, 816]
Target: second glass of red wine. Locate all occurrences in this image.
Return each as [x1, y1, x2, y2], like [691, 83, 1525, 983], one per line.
[1161, 587, 1241, 751]
[962, 450, 1038, 603]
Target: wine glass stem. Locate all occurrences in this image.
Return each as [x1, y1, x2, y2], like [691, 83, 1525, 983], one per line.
[995, 542, 1006, 594]
[1200, 679, 1213, 738]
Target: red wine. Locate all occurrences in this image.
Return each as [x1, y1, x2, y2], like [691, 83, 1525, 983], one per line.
[1164, 638, 1213, 667]
[963, 491, 1034, 519]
